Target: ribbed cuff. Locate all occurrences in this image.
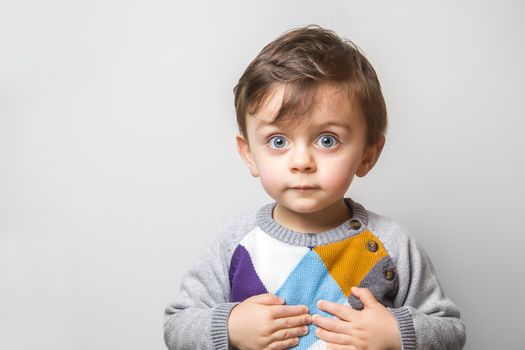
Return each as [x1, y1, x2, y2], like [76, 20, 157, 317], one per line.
[389, 307, 416, 350]
[211, 302, 239, 350]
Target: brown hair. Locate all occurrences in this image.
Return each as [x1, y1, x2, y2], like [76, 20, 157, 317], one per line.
[233, 25, 387, 145]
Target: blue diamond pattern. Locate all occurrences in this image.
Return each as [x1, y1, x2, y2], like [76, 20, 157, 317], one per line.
[275, 250, 347, 349]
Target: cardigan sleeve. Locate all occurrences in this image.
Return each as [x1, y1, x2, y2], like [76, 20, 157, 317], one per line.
[389, 236, 466, 350]
[163, 217, 250, 350]
[366, 210, 466, 350]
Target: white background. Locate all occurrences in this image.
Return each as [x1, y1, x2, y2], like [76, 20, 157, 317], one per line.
[1, 1, 524, 349]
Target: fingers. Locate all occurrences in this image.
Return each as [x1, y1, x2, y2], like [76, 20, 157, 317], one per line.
[351, 287, 378, 308]
[269, 325, 309, 342]
[325, 330, 365, 350]
[272, 304, 309, 318]
[311, 314, 350, 334]
[247, 293, 285, 306]
[315, 327, 353, 345]
[325, 344, 356, 350]
[273, 313, 312, 330]
[265, 337, 300, 350]
[317, 300, 357, 322]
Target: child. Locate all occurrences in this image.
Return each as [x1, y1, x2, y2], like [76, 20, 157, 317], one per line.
[164, 25, 466, 350]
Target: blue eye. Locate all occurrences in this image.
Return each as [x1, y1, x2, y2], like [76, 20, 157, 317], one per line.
[316, 134, 338, 148]
[268, 135, 289, 149]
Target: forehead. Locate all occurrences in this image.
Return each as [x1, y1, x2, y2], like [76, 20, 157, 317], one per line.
[246, 83, 363, 131]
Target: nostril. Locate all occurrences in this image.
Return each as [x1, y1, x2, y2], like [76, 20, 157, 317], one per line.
[291, 165, 315, 173]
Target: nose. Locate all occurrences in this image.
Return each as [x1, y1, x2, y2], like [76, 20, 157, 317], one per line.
[289, 144, 316, 173]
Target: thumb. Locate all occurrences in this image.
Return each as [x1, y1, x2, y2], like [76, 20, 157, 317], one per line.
[351, 287, 378, 308]
[246, 293, 285, 306]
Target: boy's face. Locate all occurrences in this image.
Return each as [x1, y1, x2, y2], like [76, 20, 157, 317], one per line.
[236, 83, 384, 217]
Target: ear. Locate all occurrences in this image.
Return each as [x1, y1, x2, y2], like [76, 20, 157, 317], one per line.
[356, 135, 385, 177]
[236, 133, 260, 177]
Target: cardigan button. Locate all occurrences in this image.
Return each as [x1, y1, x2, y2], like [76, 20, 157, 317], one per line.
[384, 268, 395, 281]
[349, 219, 361, 230]
[367, 240, 378, 252]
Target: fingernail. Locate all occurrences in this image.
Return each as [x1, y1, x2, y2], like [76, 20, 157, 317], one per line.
[317, 300, 324, 307]
[302, 326, 308, 335]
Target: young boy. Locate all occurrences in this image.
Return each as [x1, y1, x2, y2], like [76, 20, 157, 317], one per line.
[164, 25, 466, 350]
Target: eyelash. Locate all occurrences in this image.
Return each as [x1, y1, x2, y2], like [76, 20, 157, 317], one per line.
[266, 134, 340, 149]
[267, 135, 289, 149]
[315, 134, 340, 148]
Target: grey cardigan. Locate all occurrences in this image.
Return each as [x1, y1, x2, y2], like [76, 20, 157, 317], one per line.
[164, 199, 466, 349]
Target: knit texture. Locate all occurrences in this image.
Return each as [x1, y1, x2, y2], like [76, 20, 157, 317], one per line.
[230, 200, 401, 349]
[163, 199, 466, 350]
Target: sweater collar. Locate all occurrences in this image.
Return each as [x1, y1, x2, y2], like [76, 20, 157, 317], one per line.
[255, 198, 369, 247]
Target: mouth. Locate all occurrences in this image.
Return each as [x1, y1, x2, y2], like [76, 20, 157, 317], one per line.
[290, 186, 318, 191]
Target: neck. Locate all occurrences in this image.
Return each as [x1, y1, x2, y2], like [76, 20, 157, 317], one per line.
[273, 199, 351, 233]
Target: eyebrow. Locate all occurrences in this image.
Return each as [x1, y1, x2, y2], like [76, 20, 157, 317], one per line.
[255, 119, 276, 130]
[312, 121, 352, 130]
[255, 119, 293, 133]
[256, 120, 352, 131]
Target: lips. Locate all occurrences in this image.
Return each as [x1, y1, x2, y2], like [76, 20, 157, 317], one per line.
[291, 186, 318, 190]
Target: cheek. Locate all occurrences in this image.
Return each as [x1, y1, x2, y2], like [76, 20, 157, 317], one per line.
[256, 157, 284, 195]
[324, 168, 353, 189]
[319, 157, 359, 189]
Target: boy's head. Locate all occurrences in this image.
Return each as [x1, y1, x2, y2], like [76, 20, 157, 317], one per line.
[234, 25, 387, 218]
[234, 25, 387, 147]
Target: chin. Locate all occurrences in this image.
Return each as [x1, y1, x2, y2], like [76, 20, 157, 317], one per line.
[280, 199, 327, 214]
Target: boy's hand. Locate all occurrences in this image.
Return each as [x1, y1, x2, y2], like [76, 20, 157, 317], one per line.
[312, 287, 401, 350]
[228, 293, 311, 350]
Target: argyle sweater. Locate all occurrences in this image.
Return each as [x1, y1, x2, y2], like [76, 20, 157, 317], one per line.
[164, 199, 466, 350]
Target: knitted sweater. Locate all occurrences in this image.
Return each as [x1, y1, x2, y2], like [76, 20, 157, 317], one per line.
[164, 199, 466, 350]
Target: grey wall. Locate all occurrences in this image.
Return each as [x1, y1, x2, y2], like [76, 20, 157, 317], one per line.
[1, 1, 524, 349]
